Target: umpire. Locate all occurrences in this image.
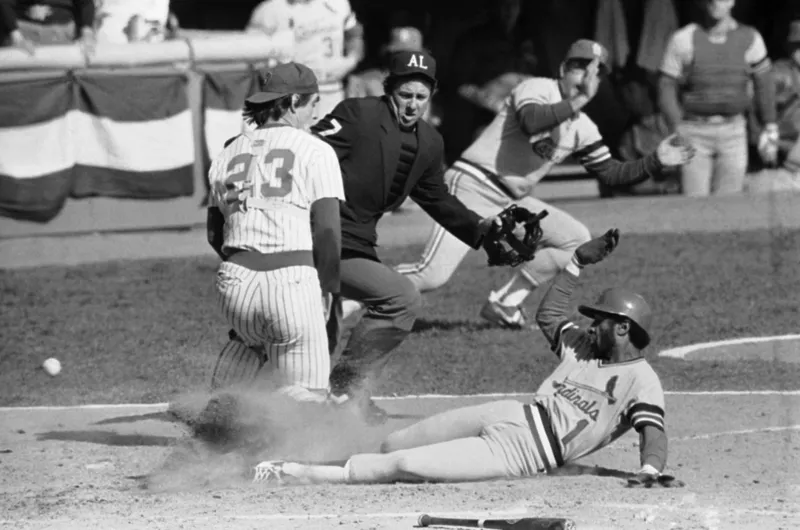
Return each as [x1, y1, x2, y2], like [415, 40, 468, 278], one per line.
[312, 50, 497, 423]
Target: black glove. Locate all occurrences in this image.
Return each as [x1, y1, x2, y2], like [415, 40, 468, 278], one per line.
[482, 205, 548, 267]
[626, 472, 686, 488]
[574, 228, 620, 266]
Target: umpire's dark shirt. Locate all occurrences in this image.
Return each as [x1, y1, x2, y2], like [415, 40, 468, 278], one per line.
[311, 96, 484, 259]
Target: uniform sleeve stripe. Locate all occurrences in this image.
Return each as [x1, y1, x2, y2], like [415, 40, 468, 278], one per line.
[751, 58, 772, 74]
[631, 411, 664, 423]
[575, 140, 606, 158]
[515, 98, 537, 108]
[579, 145, 611, 161]
[632, 418, 665, 431]
[629, 403, 665, 417]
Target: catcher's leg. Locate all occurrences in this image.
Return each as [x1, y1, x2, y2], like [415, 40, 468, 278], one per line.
[212, 262, 268, 390]
[210, 338, 265, 391]
[489, 198, 590, 310]
[260, 266, 331, 399]
[395, 166, 503, 292]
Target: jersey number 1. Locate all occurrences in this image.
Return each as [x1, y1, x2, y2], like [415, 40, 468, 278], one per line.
[561, 419, 589, 447]
[224, 149, 295, 209]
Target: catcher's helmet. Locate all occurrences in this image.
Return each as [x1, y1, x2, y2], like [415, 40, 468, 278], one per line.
[578, 288, 652, 345]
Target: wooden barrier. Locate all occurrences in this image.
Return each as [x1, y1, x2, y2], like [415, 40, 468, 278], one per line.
[0, 33, 295, 239]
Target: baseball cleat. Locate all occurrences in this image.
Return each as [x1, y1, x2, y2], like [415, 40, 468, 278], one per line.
[362, 398, 389, 425]
[480, 300, 532, 329]
[253, 460, 286, 483]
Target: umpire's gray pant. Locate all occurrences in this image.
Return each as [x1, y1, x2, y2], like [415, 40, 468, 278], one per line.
[327, 252, 422, 397]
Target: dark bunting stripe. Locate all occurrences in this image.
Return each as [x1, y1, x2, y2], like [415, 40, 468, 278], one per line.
[0, 169, 75, 223]
[75, 73, 189, 122]
[70, 165, 194, 200]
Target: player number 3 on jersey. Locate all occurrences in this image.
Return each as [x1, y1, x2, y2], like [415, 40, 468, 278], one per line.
[223, 149, 295, 211]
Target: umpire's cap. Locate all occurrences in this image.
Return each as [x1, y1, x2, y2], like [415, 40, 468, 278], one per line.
[387, 50, 437, 87]
[564, 39, 610, 72]
[246, 62, 319, 104]
[578, 288, 652, 346]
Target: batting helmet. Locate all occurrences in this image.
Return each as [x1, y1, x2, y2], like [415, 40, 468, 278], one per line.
[578, 288, 652, 346]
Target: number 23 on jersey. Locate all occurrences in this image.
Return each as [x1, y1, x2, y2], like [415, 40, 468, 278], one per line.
[222, 148, 296, 212]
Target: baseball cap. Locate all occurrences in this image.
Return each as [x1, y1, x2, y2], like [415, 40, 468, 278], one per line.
[387, 50, 437, 86]
[384, 27, 424, 53]
[245, 62, 319, 104]
[564, 39, 610, 71]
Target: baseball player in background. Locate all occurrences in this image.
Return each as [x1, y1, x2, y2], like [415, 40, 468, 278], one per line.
[387, 39, 695, 329]
[206, 62, 345, 402]
[246, 0, 364, 120]
[254, 229, 677, 487]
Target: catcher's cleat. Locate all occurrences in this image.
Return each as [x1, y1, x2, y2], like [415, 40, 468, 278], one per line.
[253, 460, 286, 483]
[480, 300, 529, 329]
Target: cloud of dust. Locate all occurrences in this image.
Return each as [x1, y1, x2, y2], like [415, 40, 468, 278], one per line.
[144, 379, 386, 493]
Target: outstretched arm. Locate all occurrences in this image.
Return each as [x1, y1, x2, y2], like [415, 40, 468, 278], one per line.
[410, 147, 493, 250]
[536, 228, 621, 350]
[535, 256, 583, 349]
[639, 425, 668, 473]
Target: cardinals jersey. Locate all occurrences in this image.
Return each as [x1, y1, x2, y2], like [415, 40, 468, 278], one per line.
[461, 77, 612, 185]
[207, 125, 345, 255]
[247, 0, 357, 86]
[531, 320, 666, 466]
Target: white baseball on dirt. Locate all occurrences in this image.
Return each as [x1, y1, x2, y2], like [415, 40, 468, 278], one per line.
[42, 357, 61, 376]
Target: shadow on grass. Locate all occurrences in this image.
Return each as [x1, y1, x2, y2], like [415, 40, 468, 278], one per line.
[37, 430, 177, 447]
[412, 319, 501, 333]
[94, 412, 175, 425]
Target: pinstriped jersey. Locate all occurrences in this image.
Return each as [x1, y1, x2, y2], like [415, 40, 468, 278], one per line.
[246, 0, 358, 93]
[208, 125, 345, 255]
[533, 320, 666, 464]
[461, 77, 612, 183]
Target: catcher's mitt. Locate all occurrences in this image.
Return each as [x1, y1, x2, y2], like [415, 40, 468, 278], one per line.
[482, 205, 548, 267]
[626, 473, 686, 489]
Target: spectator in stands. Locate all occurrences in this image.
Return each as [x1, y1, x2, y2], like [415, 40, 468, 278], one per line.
[658, 0, 778, 197]
[750, 19, 800, 191]
[437, 0, 538, 164]
[0, 0, 95, 54]
[246, 0, 364, 120]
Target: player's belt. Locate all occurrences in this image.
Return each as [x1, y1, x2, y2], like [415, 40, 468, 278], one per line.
[225, 249, 314, 272]
[523, 403, 565, 471]
[454, 159, 516, 200]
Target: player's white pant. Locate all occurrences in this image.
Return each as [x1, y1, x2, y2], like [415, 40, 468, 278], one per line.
[214, 262, 330, 394]
[396, 161, 591, 292]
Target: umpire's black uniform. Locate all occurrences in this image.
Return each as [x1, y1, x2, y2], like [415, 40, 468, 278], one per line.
[311, 51, 488, 420]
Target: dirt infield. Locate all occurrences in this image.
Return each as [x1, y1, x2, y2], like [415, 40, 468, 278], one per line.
[1, 392, 799, 530]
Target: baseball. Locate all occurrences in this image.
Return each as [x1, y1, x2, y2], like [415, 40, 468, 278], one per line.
[42, 357, 61, 376]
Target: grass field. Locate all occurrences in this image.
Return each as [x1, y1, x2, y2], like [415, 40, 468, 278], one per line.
[1, 228, 799, 406]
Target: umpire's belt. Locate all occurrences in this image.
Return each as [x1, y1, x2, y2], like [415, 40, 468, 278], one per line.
[454, 159, 517, 200]
[523, 403, 565, 471]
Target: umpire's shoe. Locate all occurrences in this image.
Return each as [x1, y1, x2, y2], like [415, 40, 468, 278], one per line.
[328, 393, 388, 425]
